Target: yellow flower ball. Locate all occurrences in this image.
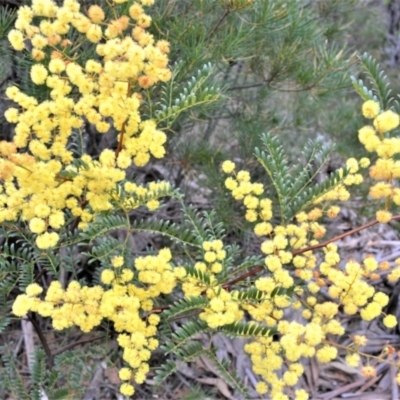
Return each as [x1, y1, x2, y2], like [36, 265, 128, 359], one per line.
[120, 383, 135, 396]
[383, 314, 397, 328]
[118, 368, 132, 381]
[221, 160, 235, 173]
[12, 294, 31, 317]
[362, 100, 380, 119]
[30, 64, 48, 85]
[4, 108, 19, 123]
[88, 5, 105, 23]
[26, 283, 43, 297]
[376, 209, 392, 224]
[111, 256, 124, 268]
[8, 29, 25, 51]
[36, 232, 59, 249]
[101, 269, 115, 284]
[374, 110, 400, 133]
[29, 217, 46, 234]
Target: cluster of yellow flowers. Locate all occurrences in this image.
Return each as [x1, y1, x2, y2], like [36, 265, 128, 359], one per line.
[12, 249, 187, 397]
[181, 239, 226, 297]
[6, 0, 400, 398]
[221, 102, 400, 398]
[359, 99, 400, 222]
[2, 0, 171, 249]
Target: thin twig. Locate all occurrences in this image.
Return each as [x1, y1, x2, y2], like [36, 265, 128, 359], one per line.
[28, 313, 54, 369]
[222, 215, 400, 290]
[208, 8, 230, 37]
[53, 335, 105, 356]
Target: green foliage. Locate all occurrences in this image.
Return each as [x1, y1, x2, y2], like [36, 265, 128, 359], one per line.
[153, 62, 221, 129]
[351, 52, 391, 107]
[155, 341, 249, 399]
[255, 132, 349, 222]
[0, 0, 392, 398]
[0, 5, 15, 40]
[163, 296, 210, 321]
[162, 319, 210, 355]
[218, 321, 276, 338]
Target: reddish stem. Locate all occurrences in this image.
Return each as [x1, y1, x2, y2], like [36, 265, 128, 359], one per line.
[221, 214, 400, 290]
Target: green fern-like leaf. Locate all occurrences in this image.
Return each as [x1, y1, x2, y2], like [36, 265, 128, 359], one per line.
[0, 5, 16, 39]
[29, 349, 47, 400]
[255, 133, 293, 220]
[162, 319, 210, 355]
[184, 265, 213, 286]
[351, 76, 377, 103]
[204, 352, 249, 399]
[154, 62, 220, 128]
[255, 133, 348, 221]
[218, 321, 277, 338]
[231, 287, 265, 302]
[1, 347, 30, 400]
[351, 53, 391, 108]
[359, 53, 392, 109]
[154, 341, 207, 384]
[163, 296, 209, 320]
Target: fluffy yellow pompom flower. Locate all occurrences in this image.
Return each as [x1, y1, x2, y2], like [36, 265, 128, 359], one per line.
[30, 64, 48, 85]
[49, 212, 65, 229]
[86, 24, 103, 43]
[295, 389, 309, 400]
[118, 367, 132, 381]
[255, 381, 268, 394]
[120, 269, 134, 282]
[146, 199, 159, 211]
[120, 383, 135, 396]
[353, 335, 367, 346]
[374, 110, 400, 133]
[361, 365, 376, 378]
[29, 217, 46, 234]
[345, 353, 360, 367]
[26, 283, 43, 297]
[36, 232, 59, 249]
[359, 157, 370, 168]
[88, 5, 105, 23]
[101, 269, 115, 284]
[111, 256, 124, 268]
[383, 314, 397, 328]
[376, 210, 392, 224]
[48, 58, 66, 74]
[316, 346, 337, 363]
[222, 160, 235, 173]
[12, 294, 31, 316]
[4, 108, 19, 123]
[8, 29, 25, 50]
[362, 100, 380, 119]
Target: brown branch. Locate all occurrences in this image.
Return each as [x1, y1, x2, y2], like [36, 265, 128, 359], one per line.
[208, 8, 230, 37]
[292, 215, 400, 256]
[222, 266, 264, 289]
[221, 215, 400, 290]
[28, 314, 54, 369]
[53, 335, 105, 356]
[114, 121, 126, 161]
[152, 215, 400, 315]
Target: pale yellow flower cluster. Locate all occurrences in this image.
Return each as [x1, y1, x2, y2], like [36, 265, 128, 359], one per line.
[13, 281, 103, 332]
[245, 335, 309, 400]
[222, 161, 266, 223]
[181, 240, 226, 298]
[221, 107, 400, 397]
[358, 100, 400, 222]
[200, 288, 243, 328]
[1, 0, 172, 249]
[12, 248, 185, 397]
